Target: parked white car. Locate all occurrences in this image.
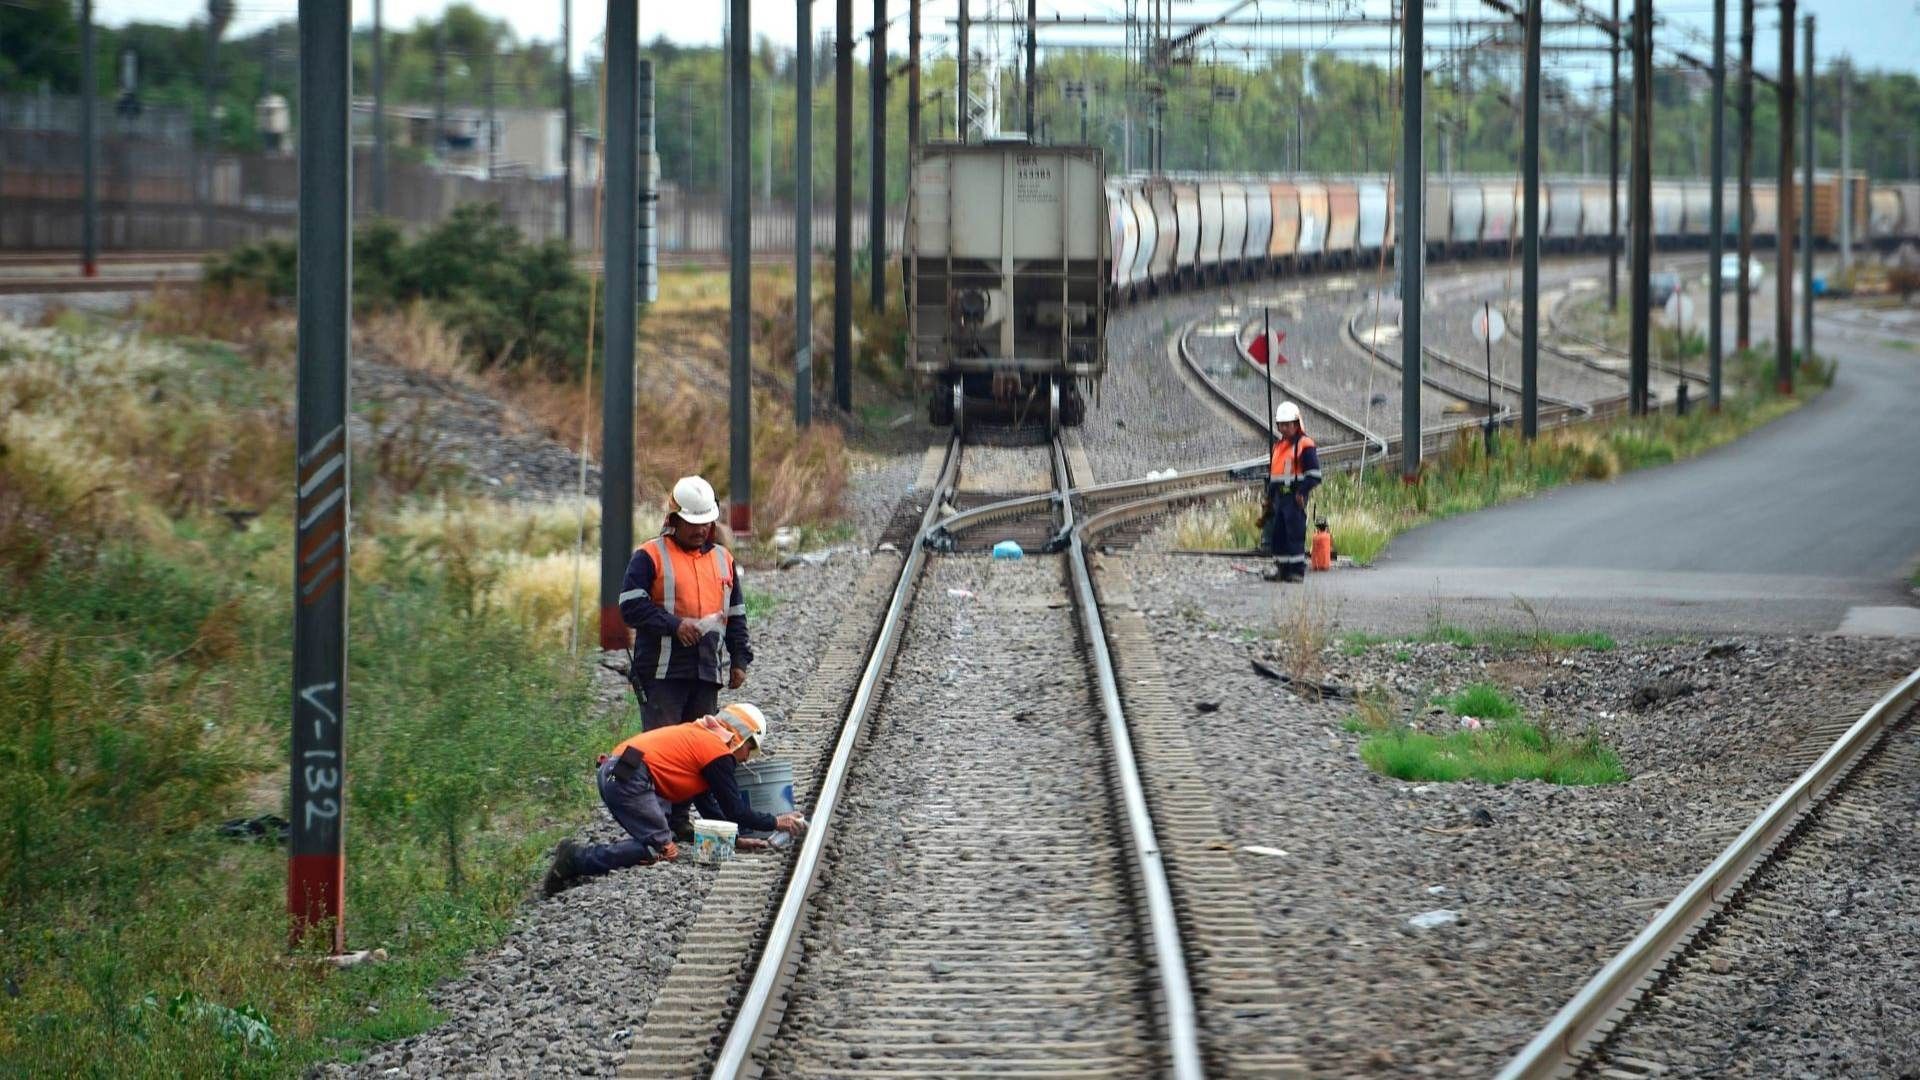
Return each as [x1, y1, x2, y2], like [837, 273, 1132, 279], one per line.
[1718, 253, 1765, 293]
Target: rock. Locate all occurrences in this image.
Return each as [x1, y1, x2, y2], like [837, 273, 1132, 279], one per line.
[1196, 701, 1221, 713]
[1709, 955, 1733, 975]
[1469, 806, 1495, 828]
[1631, 677, 1696, 710]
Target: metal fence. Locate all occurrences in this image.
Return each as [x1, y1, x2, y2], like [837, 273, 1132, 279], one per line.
[1, 128, 903, 255]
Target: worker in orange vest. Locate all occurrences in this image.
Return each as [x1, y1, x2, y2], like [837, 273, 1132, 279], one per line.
[1261, 402, 1321, 583]
[618, 475, 753, 733]
[542, 703, 806, 895]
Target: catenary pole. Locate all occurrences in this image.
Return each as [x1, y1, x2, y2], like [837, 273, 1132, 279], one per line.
[835, 0, 854, 411]
[796, 0, 814, 426]
[1026, 0, 1037, 134]
[639, 59, 657, 304]
[1708, 0, 1725, 408]
[908, 0, 921, 149]
[957, 0, 969, 143]
[1800, 14, 1813, 369]
[290, 0, 351, 954]
[1736, 0, 1753, 348]
[81, 0, 96, 276]
[1400, 0, 1423, 480]
[1628, 0, 1652, 415]
[600, 0, 638, 649]
[1521, 0, 1541, 438]
[1839, 56, 1851, 272]
[1607, 0, 1619, 311]
[1775, 0, 1795, 394]
[563, 0, 574, 248]
[730, 0, 753, 536]
[870, 0, 887, 314]
[372, 0, 387, 215]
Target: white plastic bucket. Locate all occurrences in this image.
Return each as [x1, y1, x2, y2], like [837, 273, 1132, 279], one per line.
[691, 818, 738, 864]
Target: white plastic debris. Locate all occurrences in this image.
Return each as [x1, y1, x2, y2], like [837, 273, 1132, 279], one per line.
[1426, 885, 1451, 896]
[947, 588, 976, 599]
[1241, 845, 1289, 858]
[1407, 909, 1461, 929]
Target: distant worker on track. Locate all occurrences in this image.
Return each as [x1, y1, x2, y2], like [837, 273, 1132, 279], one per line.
[619, 475, 753, 732]
[1262, 402, 1321, 583]
[543, 704, 806, 895]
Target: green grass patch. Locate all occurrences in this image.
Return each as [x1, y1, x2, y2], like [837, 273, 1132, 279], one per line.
[743, 587, 780, 619]
[1438, 682, 1521, 720]
[1337, 625, 1616, 655]
[1359, 719, 1628, 786]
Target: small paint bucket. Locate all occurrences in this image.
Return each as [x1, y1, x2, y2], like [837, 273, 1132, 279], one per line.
[691, 818, 737, 864]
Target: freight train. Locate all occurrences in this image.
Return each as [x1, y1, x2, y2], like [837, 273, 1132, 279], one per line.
[1104, 172, 1920, 296]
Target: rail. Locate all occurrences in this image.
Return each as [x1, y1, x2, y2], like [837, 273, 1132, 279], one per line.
[1496, 666, 1920, 1080]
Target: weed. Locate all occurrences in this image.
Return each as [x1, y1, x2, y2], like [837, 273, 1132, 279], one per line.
[1439, 682, 1521, 721]
[1271, 589, 1334, 697]
[1359, 718, 1627, 785]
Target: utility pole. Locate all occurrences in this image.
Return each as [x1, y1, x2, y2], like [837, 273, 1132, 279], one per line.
[1775, 0, 1795, 394]
[835, 0, 854, 412]
[765, 84, 774, 202]
[870, 0, 887, 314]
[908, 0, 922, 149]
[1736, 0, 1753, 349]
[1628, 0, 1652, 415]
[1400, 0, 1423, 481]
[957, 0, 969, 143]
[433, 21, 446, 160]
[1800, 14, 1813, 369]
[1709, 0, 1725, 409]
[730, 0, 753, 537]
[639, 59, 658, 305]
[562, 0, 574, 248]
[600, 0, 638, 650]
[372, 0, 387, 215]
[485, 53, 497, 179]
[1026, 0, 1037, 135]
[796, 0, 814, 426]
[1607, 0, 1619, 311]
[290, 0, 350, 955]
[1521, 0, 1541, 438]
[1839, 56, 1851, 272]
[81, 0, 96, 276]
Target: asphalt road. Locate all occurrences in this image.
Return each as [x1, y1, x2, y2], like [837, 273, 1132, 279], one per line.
[1316, 305, 1920, 639]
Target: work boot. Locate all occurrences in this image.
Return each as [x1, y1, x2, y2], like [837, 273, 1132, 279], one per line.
[670, 817, 695, 843]
[1261, 563, 1287, 582]
[542, 839, 581, 898]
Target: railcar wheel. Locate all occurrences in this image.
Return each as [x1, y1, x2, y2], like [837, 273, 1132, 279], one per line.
[1047, 380, 1062, 437]
[951, 381, 967, 437]
[928, 381, 955, 427]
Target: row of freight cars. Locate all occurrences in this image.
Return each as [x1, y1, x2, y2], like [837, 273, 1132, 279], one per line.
[1105, 173, 1920, 295]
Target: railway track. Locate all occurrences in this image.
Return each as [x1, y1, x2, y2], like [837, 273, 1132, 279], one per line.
[614, 429, 1302, 1078]
[1499, 669, 1920, 1080]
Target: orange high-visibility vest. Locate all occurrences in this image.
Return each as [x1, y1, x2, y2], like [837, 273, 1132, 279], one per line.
[641, 537, 737, 621]
[610, 723, 734, 804]
[1269, 434, 1318, 487]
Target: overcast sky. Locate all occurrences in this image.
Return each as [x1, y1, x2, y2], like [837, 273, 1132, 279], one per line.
[100, 0, 1920, 83]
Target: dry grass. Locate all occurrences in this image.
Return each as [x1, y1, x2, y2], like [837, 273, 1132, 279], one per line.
[1270, 587, 1335, 698]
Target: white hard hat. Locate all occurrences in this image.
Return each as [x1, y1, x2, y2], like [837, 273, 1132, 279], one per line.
[669, 475, 720, 525]
[716, 702, 767, 749]
[1274, 402, 1302, 425]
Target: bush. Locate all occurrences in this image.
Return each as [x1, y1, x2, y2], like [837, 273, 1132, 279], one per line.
[200, 205, 601, 379]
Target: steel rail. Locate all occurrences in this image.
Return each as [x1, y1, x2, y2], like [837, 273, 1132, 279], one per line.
[708, 433, 962, 1080]
[1175, 318, 1375, 459]
[1230, 317, 1392, 454]
[1059, 436, 1205, 1080]
[1497, 665, 1920, 1080]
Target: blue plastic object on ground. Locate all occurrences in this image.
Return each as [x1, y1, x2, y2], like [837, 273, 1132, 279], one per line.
[1812, 276, 1827, 296]
[991, 540, 1024, 560]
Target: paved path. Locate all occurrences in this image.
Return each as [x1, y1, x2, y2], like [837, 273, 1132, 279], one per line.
[1321, 306, 1920, 638]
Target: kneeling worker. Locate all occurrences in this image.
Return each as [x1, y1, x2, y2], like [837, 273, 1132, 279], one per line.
[543, 703, 805, 895]
[1262, 401, 1321, 583]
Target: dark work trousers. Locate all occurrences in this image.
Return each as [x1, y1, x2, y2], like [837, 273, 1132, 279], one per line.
[635, 677, 720, 732]
[1264, 492, 1309, 579]
[571, 757, 674, 878]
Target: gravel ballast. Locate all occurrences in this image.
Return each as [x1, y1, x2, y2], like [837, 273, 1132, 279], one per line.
[1110, 548, 1919, 1075]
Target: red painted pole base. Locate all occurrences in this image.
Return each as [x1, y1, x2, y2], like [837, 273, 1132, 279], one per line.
[83, 259, 98, 279]
[1777, 379, 1794, 396]
[287, 853, 345, 953]
[729, 501, 752, 539]
[599, 605, 631, 652]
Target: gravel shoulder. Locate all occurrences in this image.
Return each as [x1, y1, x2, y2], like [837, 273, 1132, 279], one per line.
[1108, 548, 1918, 1076]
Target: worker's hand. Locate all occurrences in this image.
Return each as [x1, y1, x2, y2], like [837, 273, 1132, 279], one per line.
[729, 666, 748, 690]
[774, 812, 806, 836]
[675, 618, 702, 647]
[1294, 493, 1307, 509]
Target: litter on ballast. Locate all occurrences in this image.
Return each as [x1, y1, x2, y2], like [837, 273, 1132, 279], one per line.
[1241, 845, 1289, 858]
[991, 540, 1024, 560]
[947, 588, 976, 599]
[1407, 909, 1461, 929]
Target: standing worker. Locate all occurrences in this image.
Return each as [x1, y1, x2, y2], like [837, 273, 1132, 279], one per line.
[1262, 402, 1321, 583]
[619, 475, 753, 731]
[542, 703, 807, 895]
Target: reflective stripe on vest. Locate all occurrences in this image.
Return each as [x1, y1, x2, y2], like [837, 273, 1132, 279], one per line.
[1269, 434, 1318, 486]
[645, 538, 737, 680]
